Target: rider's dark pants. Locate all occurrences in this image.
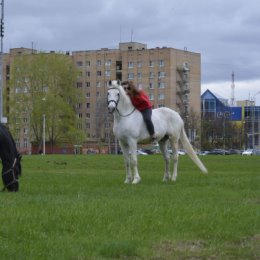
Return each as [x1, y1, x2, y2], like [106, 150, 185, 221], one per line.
[140, 108, 155, 136]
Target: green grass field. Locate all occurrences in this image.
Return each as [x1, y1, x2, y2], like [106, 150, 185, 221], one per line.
[0, 154, 259, 260]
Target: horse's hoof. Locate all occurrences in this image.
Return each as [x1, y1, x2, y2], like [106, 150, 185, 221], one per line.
[171, 176, 177, 182]
[124, 179, 132, 184]
[132, 177, 141, 184]
[163, 176, 170, 182]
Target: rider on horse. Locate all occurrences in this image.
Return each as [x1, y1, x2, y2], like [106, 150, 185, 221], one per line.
[121, 81, 157, 143]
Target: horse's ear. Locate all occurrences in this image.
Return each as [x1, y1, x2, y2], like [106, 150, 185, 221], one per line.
[117, 79, 121, 85]
[108, 80, 112, 86]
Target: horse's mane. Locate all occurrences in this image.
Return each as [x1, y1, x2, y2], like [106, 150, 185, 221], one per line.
[0, 123, 20, 162]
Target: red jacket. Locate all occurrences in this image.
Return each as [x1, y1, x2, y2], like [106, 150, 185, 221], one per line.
[129, 91, 152, 111]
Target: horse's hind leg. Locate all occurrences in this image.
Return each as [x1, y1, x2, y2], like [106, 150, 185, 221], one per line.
[170, 138, 179, 181]
[159, 140, 170, 181]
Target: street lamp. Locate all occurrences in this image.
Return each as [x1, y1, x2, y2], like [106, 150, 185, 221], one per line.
[43, 114, 45, 155]
[252, 91, 260, 150]
[42, 97, 46, 155]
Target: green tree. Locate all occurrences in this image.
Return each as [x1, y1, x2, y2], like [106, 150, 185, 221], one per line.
[8, 52, 85, 152]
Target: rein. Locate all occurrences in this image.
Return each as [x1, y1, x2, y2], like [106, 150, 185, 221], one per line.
[116, 107, 136, 117]
[108, 88, 136, 117]
[2, 157, 18, 191]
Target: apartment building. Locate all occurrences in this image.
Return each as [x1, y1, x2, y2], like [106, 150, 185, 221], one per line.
[3, 42, 201, 153]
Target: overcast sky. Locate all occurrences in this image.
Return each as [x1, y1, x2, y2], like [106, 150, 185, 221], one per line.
[4, 0, 260, 104]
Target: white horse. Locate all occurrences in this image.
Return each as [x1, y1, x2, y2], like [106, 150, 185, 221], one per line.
[107, 80, 208, 184]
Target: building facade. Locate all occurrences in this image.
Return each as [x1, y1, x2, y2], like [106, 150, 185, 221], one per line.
[201, 89, 260, 149]
[3, 42, 202, 153]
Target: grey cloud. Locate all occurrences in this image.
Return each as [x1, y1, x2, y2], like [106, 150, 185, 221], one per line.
[4, 0, 260, 87]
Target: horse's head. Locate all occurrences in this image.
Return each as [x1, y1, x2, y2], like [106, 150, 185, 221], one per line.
[2, 153, 22, 192]
[0, 124, 22, 192]
[107, 80, 122, 113]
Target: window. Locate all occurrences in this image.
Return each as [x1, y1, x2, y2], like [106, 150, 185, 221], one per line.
[128, 62, 134, 68]
[86, 103, 90, 108]
[85, 61, 90, 67]
[149, 72, 154, 78]
[97, 71, 102, 76]
[15, 87, 22, 94]
[76, 82, 83, 88]
[138, 62, 142, 68]
[76, 103, 82, 109]
[138, 83, 143, 90]
[96, 81, 101, 87]
[158, 71, 166, 78]
[128, 73, 134, 79]
[105, 70, 111, 77]
[86, 92, 90, 98]
[86, 82, 90, 87]
[23, 138, 28, 148]
[97, 60, 101, 66]
[158, 93, 165, 100]
[149, 83, 154, 89]
[86, 71, 90, 77]
[76, 61, 83, 67]
[159, 60, 165, 67]
[86, 113, 90, 118]
[137, 72, 142, 79]
[149, 61, 154, 67]
[158, 82, 165, 88]
[149, 94, 154, 100]
[105, 122, 111, 128]
[105, 60, 112, 66]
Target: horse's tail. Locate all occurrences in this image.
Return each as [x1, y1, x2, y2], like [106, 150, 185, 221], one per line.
[180, 128, 208, 174]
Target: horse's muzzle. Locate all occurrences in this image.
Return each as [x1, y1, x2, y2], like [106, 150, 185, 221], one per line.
[107, 100, 117, 113]
[108, 106, 115, 113]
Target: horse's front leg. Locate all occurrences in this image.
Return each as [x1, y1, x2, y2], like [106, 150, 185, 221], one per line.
[120, 141, 132, 184]
[129, 141, 141, 184]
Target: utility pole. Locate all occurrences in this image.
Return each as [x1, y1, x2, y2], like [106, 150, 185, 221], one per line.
[0, 0, 6, 123]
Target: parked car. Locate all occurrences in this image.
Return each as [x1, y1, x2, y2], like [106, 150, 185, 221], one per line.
[168, 149, 186, 155]
[208, 149, 230, 155]
[242, 149, 254, 156]
[178, 150, 186, 155]
[198, 151, 209, 156]
[229, 149, 242, 155]
[137, 149, 148, 155]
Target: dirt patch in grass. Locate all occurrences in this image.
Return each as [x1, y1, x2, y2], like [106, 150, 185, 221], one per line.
[232, 234, 260, 259]
[152, 240, 211, 260]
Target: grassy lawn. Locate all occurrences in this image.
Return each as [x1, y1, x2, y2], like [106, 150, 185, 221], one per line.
[0, 154, 259, 260]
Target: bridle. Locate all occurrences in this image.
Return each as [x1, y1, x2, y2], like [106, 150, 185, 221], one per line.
[2, 157, 19, 191]
[107, 88, 136, 117]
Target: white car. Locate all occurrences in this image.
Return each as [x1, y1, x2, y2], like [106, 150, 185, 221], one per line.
[137, 149, 148, 155]
[242, 149, 253, 156]
[178, 150, 186, 155]
[168, 150, 186, 155]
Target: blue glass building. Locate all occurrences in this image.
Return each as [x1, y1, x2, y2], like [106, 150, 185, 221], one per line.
[201, 89, 260, 149]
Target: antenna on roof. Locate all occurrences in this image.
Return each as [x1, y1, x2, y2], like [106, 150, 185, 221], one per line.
[119, 24, 122, 43]
[230, 71, 236, 106]
[130, 28, 133, 42]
